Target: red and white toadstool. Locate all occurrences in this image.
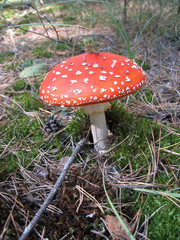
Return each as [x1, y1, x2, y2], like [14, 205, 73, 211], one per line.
[39, 52, 146, 153]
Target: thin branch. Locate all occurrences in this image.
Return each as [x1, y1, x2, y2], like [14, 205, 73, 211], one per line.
[18, 139, 85, 240]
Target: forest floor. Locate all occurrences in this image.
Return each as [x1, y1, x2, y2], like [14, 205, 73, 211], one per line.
[0, 1, 180, 240]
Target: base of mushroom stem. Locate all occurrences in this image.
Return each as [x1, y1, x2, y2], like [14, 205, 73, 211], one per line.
[94, 142, 110, 155]
[93, 130, 113, 154]
[93, 136, 109, 155]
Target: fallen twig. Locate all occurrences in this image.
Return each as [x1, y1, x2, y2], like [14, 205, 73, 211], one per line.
[18, 139, 85, 240]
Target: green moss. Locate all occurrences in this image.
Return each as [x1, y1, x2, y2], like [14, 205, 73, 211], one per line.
[32, 46, 52, 58]
[105, 102, 179, 171]
[13, 92, 44, 111]
[0, 155, 18, 177]
[0, 110, 65, 179]
[67, 108, 89, 141]
[12, 80, 27, 91]
[135, 59, 151, 70]
[11, 78, 42, 93]
[55, 42, 69, 51]
[106, 102, 158, 141]
[0, 116, 40, 178]
[136, 195, 180, 239]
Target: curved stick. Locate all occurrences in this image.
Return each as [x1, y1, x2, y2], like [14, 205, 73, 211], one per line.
[19, 139, 85, 240]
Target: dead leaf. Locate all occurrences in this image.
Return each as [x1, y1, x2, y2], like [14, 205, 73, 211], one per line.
[106, 215, 134, 240]
[20, 63, 47, 78]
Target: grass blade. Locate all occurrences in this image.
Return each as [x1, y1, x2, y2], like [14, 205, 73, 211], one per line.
[103, 167, 135, 240]
[134, 188, 180, 199]
[0, 0, 8, 10]
[102, 0, 133, 59]
[134, 12, 161, 50]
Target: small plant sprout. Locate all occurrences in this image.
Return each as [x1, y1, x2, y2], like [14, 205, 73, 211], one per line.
[39, 52, 146, 153]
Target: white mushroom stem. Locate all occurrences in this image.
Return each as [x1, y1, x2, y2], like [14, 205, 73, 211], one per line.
[82, 102, 111, 154]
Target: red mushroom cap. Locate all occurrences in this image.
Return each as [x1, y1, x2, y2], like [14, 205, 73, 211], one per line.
[39, 52, 146, 107]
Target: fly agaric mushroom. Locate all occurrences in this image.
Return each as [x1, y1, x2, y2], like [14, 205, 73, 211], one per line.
[39, 52, 146, 153]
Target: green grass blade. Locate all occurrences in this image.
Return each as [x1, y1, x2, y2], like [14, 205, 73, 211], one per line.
[102, 0, 133, 59]
[134, 12, 161, 50]
[0, 0, 8, 10]
[102, 167, 135, 240]
[134, 188, 180, 198]
[0, 22, 85, 36]
[0, 0, 99, 37]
